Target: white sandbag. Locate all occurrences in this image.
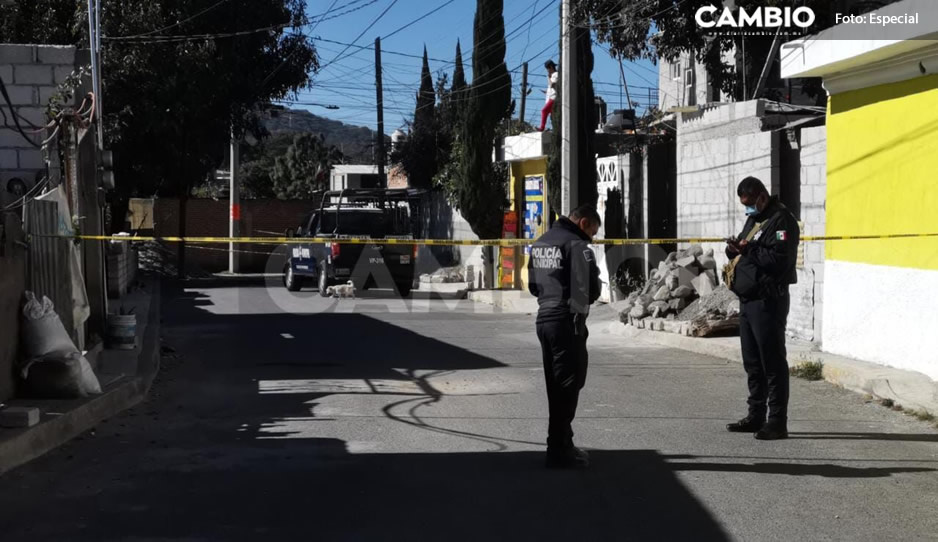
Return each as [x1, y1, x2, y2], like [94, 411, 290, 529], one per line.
[21, 291, 77, 358]
[19, 351, 102, 398]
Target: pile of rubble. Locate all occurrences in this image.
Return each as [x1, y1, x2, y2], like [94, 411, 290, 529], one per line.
[676, 285, 740, 322]
[621, 244, 720, 321]
[419, 267, 466, 284]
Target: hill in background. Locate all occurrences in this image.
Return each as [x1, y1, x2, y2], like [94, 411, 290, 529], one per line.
[263, 108, 377, 165]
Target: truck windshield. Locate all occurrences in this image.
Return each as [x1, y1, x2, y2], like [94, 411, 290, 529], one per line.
[319, 208, 410, 237]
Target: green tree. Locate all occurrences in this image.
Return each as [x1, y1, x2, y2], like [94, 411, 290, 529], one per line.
[393, 47, 438, 190]
[1, 0, 319, 275]
[427, 42, 467, 212]
[450, 0, 511, 287]
[0, 0, 81, 44]
[575, 0, 852, 102]
[239, 132, 296, 199]
[1, 3, 316, 204]
[451, 39, 467, 100]
[271, 133, 342, 199]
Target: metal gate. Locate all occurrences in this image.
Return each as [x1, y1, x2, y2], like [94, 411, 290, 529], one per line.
[24, 198, 74, 339]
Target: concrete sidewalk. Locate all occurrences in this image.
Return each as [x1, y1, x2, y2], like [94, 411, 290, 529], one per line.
[464, 290, 938, 419]
[603, 320, 938, 417]
[467, 289, 539, 313]
[0, 277, 162, 475]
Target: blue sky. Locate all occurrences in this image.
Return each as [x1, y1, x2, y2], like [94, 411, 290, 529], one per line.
[288, 0, 660, 134]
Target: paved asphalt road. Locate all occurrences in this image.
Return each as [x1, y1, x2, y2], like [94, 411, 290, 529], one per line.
[1, 281, 937, 541]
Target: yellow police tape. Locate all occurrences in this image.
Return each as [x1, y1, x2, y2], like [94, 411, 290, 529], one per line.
[31, 232, 938, 246]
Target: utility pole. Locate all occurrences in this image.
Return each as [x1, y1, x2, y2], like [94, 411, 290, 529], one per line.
[561, 0, 578, 215]
[86, 0, 103, 149]
[752, 28, 783, 100]
[375, 37, 386, 187]
[229, 126, 240, 274]
[519, 62, 528, 127]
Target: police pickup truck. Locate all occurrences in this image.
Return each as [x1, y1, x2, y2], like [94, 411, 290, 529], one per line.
[283, 189, 424, 297]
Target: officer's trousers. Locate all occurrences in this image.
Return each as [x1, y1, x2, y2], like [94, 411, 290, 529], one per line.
[739, 292, 790, 421]
[536, 317, 589, 450]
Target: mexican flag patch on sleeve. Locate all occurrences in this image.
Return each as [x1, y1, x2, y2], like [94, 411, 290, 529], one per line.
[776, 231, 788, 241]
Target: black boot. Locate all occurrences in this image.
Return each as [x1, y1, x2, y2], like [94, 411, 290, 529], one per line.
[754, 419, 788, 440]
[545, 446, 590, 469]
[726, 414, 765, 433]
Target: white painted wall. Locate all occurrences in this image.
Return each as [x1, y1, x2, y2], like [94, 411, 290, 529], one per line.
[824, 260, 938, 380]
[594, 154, 629, 302]
[658, 52, 713, 111]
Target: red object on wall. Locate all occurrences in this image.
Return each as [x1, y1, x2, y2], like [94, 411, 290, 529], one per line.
[499, 212, 518, 289]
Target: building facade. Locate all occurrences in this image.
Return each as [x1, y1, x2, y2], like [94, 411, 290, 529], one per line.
[780, 0, 938, 379]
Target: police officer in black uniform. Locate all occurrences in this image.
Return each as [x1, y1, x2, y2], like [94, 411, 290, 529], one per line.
[725, 177, 800, 440]
[527, 205, 601, 468]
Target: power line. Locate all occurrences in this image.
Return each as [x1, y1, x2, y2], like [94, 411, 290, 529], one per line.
[381, 0, 457, 41]
[258, 0, 340, 90]
[318, 0, 399, 71]
[124, 0, 234, 39]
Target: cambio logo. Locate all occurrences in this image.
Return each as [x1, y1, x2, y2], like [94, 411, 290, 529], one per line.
[695, 5, 816, 29]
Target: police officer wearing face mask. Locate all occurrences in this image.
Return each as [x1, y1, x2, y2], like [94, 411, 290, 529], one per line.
[725, 177, 800, 440]
[527, 205, 601, 468]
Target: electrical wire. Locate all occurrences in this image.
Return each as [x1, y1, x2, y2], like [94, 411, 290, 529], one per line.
[123, 0, 234, 38]
[0, 74, 40, 149]
[318, 0, 400, 71]
[257, 0, 340, 90]
[381, 0, 457, 41]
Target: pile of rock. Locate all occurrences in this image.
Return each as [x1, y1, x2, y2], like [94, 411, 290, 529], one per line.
[419, 267, 466, 284]
[621, 244, 720, 320]
[676, 285, 740, 322]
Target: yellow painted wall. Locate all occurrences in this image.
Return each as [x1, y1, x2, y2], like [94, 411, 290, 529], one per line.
[509, 158, 548, 289]
[826, 74, 938, 270]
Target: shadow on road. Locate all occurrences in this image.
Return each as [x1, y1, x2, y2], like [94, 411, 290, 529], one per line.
[788, 432, 938, 443]
[4, 442, 733, 541]
[667, 460, 936, 478]
[6, 282, 935, 540]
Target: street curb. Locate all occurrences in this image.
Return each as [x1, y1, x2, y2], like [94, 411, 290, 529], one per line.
[604, 320, 938, 416]
[467, 290, 538, 314]
[0, 278, 162, 475]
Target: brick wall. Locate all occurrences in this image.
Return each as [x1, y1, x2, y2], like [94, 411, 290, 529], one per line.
[153, 198, 317, 273]
[0, 44, 78, 203]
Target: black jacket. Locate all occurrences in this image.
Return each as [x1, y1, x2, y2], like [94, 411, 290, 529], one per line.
[527, 217, 601, 323]
[726, 196, 800, 301]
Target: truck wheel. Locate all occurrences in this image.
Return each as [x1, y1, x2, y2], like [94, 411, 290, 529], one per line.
[285, 265, 303, 292]
[318, 264, 331, 297]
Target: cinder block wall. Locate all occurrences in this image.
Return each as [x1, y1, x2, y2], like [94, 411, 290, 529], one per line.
[799, 126, 827, 343]
[0, 44, 77, 203]
[676, 101, 778, 269]
[675, 101, 827, 343]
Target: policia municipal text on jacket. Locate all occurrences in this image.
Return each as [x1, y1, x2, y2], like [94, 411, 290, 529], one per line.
[527, 206, 602, 468]
[724, 177, 800, 441]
